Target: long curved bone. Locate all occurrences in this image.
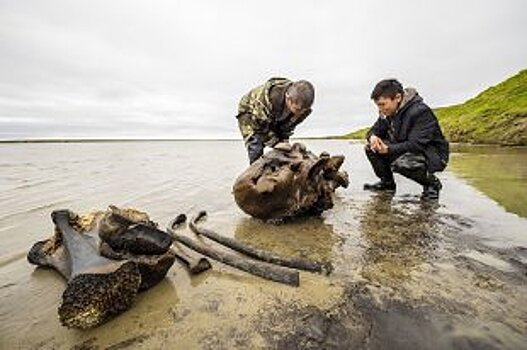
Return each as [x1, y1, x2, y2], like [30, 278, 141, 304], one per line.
[166, 225, 300, 287]
[188, 211, 332, 274]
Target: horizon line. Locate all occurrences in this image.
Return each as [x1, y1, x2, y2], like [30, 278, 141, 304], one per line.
[0, 136, 345, 143]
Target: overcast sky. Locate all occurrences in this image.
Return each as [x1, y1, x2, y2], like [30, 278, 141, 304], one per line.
[0, 0, 526, 140]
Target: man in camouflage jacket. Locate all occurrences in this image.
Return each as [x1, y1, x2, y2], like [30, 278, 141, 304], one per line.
[236, 77, 315, 163]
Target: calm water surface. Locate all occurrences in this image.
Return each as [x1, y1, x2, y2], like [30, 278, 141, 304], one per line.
[1, 140, 526, 349]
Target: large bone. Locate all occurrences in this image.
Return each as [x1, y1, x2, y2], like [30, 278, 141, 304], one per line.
[27, 207, 179, 329]
[172, 245, 213, 275]
[233, 142, 349, 220]
[104, 217, 211, 277]
[167, 214, 212, 275]
[28, 210, 142, 329]
[98, 241, 176, 291]
[98, 205, 173, 255]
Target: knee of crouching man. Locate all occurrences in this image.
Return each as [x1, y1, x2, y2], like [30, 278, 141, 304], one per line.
[391, 153, 427, 174]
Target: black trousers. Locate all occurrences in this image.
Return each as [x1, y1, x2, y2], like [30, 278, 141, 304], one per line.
[365, 145, 436, 187]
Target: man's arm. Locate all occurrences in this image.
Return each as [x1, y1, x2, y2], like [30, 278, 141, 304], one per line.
[246, 134, 265, 164]
[387, 108, 438, 158]
[365, 117, 389, 153]
[237, 86, 272, 163]
[237, 111, 266, 163]
[366, 117, 389, 142]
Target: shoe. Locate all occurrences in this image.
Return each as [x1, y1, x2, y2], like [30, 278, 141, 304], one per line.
[364, 180, 396, 193]
[421, 177, 442, 200]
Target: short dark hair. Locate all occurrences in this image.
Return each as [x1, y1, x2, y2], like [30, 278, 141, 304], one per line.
[370, 79, 403, 100]
[287, 80, 315, 108]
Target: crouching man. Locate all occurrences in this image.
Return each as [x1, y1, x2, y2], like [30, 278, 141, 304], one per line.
[364, 79, 449, 200]
[236, 77, 314, 164]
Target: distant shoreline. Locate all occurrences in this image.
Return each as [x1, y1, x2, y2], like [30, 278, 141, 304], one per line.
[0, 136, 338, 144]
[1, 138, 526, 149]
[0, 138, 239, 144]
[0, 136, 359, 144]
[0, 138, 332, 143]
[0, 136, 352, 143]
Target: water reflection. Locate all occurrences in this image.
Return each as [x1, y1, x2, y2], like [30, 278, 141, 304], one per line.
[233, 217, 342, 265]
[359, 193, 439, 285]
[449, 145, 527, 218]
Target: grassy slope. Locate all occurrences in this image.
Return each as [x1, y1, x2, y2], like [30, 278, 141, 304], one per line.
[337, 127, 369, 140]
[342, 69, 527, 145]
[435, 69, 526, 145]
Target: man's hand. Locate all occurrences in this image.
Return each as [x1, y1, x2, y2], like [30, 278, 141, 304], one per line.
[274, 141, 292, 152]
[369, 134, 382, 152]
[377, 140, 389, 154]
[369, 134, 388, 154]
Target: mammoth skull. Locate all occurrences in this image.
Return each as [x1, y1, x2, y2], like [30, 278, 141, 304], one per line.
[233, 142, 349, 220]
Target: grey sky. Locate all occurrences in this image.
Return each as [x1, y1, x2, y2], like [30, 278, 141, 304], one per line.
[0, 0, 526, 140]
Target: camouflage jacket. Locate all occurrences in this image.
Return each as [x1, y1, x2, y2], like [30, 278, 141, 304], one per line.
[237, 77, 311, 147]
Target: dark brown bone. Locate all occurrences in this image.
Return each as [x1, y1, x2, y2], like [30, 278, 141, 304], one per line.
[233, 142, 349, 220]
[98, 241, 176, 291]
[99, 205, 173, 255]
[189, 211, 332, 274]
[166, 226, 300, 287]
[172, 245, 213, 275]
[167, 215, 212, 275]
[27, 207, 178, 329]
[28, 210, 142, 329]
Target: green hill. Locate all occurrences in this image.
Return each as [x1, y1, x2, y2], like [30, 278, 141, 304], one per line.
[341, 69, 527, 145]
[337, 127, 369, 140]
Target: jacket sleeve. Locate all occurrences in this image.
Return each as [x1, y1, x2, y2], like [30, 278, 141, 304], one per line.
[238, 88, 271, 133]
[388, 108, 438, 158]
[246, 134, 265, 164]
[366, 117, 388, 141]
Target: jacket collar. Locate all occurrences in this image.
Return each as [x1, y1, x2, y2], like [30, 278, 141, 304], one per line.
[396, 87, 421, 116]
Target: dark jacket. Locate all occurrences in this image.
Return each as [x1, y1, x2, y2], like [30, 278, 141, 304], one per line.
[366, 89, 449, 172]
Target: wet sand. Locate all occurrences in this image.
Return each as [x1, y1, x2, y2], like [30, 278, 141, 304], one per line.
[0, 140, 526, 349]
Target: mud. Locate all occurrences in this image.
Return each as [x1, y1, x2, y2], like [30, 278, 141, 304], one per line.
[253, 195, 527, 350]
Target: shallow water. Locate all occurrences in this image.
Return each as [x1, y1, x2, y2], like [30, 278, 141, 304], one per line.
[449, 144, 527, 218]
[0, 140, 526, 349]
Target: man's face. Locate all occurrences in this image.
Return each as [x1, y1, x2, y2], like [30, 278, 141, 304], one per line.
[285, 96, 309, 119]
[374, 94, 402, 117]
